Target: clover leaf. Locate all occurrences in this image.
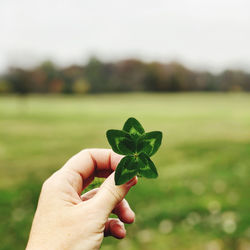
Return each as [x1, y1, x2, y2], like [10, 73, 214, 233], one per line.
[123, 117, 145, 139]
[137, 131, 162, 157]
[106, 117, 163, 185]
[106, 130, 136, 155]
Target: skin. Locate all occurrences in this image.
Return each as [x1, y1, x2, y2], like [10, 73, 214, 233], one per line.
[26, 148, 137, 250]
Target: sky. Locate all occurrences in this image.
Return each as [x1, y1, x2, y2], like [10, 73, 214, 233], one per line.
[0, 0, 250, 73]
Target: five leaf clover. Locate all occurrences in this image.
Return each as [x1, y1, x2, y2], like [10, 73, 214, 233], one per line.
[106, 117, 162, 185]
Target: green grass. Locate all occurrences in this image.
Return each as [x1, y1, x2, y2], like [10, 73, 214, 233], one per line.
[0, 93, 250, 250]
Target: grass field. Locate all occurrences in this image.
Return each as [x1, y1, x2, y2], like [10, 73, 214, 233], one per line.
[0, 93, 250, 250]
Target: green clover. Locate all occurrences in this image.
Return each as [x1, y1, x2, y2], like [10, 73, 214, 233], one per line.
[106, 117, 162, 185]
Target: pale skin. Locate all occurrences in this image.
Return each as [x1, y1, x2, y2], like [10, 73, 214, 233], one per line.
[26, 149, 137, 250]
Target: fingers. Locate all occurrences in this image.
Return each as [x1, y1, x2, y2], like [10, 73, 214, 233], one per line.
[81, 189, 135, 224]
[112, 199, 135, 224]
[81, 187, 129, 238]
[81, 188, 99, 201]
[61, 149, 123, 194]
[91, 173, 137, 217]
[104, 219, 126, 239]
[64, 148, 123, 178]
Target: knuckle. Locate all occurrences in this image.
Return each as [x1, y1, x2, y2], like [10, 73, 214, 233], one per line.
[41, 171, 62, 191]
[79, 148, 91, 156]
[42, 178, 51, 191]
[65, 149, 90, 164]
[104, 185, 123, 203]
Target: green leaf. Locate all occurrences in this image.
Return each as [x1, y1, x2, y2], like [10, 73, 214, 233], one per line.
[137, 153, 158, 178]
[137, 131, 162, 156]
[106, 130, 136, 155]
[123, 117, 145, 139]
[115, 156, 138, 185]
[106, 117, 162, 185]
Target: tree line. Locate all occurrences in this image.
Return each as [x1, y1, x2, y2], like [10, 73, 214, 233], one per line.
[0, 57, 250, 94]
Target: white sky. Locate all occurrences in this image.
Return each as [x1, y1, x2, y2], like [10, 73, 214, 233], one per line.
[0, 0, 250, 73]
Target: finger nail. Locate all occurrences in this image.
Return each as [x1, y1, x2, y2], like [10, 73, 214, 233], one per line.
[126, 177, 137, 187]
[118, 222, 123, 228]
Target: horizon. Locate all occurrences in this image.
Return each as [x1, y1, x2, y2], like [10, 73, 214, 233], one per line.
[1, 56, 250, 76]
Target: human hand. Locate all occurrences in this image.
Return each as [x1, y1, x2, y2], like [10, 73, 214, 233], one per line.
[26, 149, 137, 250]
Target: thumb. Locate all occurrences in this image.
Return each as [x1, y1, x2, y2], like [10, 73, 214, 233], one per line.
[92, 173, 137, 216]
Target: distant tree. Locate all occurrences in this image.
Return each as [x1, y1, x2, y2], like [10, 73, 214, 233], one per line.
[218, 70, 249, 91]
[111, 59, 147, 92]
[1, 57, 250, 94]
[49, 79, 64, 93]
[84, 57, 108, 93]
[72, 78, 90, 94]
[61, 65, 84, 94]
[29, 68, 47, 93]
[0, 79, 12, 93]
[144, 63, 161, 91]
[194, 72, 217, 91]
[6, 68, 31, 95]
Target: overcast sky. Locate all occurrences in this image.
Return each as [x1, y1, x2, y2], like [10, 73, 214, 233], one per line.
[0, 0, 250, 73]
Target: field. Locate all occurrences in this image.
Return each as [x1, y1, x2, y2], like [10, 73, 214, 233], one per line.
[0, 93, 250, 250]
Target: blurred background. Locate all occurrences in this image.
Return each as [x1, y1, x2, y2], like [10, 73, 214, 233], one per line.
[0, 0, 250, 249]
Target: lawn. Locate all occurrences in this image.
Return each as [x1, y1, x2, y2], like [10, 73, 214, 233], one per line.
[0, 93, 250, 250]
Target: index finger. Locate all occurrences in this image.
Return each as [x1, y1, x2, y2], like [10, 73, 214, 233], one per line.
[61, 148, 123, 192]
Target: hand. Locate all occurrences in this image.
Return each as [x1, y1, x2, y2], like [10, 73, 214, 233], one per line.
[26, 149, 137, 250]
